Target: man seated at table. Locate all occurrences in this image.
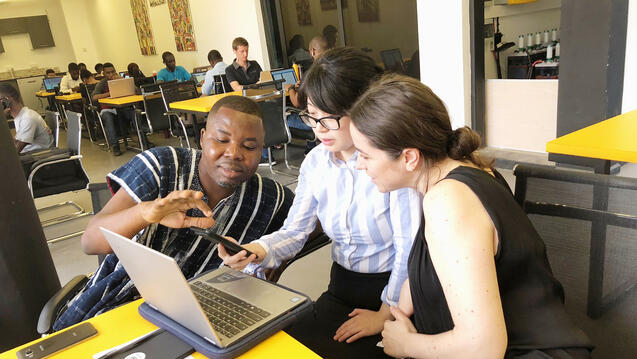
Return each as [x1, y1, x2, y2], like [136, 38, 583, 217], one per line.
[225, 37, 262, 92]
[0, 83, 53, 153]
[201, 49, 227, 96]
[52, 95, 294, 332]
[80, 69, 99, 86]
[92, 62, 135, 156]
[60, 62, 82, 94]
[157, 51, 192, 83]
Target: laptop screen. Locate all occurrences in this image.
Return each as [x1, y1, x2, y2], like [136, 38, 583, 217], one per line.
[271, 69, 297, 88]
[192, 72, 206, 84]
[43, 77, 62, 91]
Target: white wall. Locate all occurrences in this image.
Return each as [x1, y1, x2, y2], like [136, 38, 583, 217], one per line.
[417, 1, 471, 129]
[60, 0, 269, 76]
[59, 0, 100, 69]
[622, 0, 637, 114]
[0, 0, 76, 73]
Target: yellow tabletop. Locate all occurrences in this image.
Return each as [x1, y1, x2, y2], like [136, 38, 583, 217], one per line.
[99, 95, 144, 106]
[55, 93, 82, 101]
[35, 90, 56, 97]
[0, 300, 319, 359]
[546, 108, 637, 163]
[170, 91, 242, 113]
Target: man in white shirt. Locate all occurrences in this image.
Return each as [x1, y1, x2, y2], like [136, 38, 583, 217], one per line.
[0, 83, 53, 153]
[201, 50, 227, 96]
[59, 62, 82, 93]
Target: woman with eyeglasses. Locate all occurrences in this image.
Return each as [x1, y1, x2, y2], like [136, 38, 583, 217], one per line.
[349, 74, 592, 358]
[218, 47, 422, 358]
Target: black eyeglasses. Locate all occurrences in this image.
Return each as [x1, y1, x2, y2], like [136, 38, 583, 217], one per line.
[298, 110, 343, 130]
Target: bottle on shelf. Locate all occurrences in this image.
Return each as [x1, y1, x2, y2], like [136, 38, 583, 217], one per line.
[551, 28, 558, 44]
[535, 32, 542, 49]
[526, 33, 534, 51]
[516, 34, 526, 54]
[543, 30, 550, 46]
[546, 44, 554, 62]
[555, 42, 560, 62]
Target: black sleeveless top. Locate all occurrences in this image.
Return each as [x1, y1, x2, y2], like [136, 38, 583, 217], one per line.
[407, 166, 591, 352]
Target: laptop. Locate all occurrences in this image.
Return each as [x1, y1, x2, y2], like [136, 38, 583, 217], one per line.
[107, 77, 136, 98]
[258, 70, 273, 83]
[100, 227, 308, 349]
[192, 72, 207, 84]
[271, 68, 298, 88]
[43, 77, 62, 91]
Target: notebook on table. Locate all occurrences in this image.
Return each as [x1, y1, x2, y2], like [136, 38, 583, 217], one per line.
[100, 227, 312, 359]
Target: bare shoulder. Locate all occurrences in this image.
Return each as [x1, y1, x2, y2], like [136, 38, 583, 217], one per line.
[422, 178, 480, 215]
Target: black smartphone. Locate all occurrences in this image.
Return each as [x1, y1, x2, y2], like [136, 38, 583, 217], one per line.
[108, 329, 194, 359]
[16, 322, 97, 359]
[190, 227, 258, 259]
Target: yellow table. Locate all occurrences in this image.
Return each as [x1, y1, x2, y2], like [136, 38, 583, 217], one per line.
[170, 91, 242, 114]
[35, 90, 56, 98]
[99, 95, 144, 108]
[547, 109, 637, 163]
[55, 93, 82, 101]
[0, 300, 319, 359]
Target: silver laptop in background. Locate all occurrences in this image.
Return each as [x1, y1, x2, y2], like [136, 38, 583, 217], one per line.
[107, 77, 136, 98]
[100, 227, 307, 348]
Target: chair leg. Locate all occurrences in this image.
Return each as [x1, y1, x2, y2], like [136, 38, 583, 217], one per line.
[176, 116, 191, 148]
[283, 144, 299, 171]
[38, 201, 90, 227]
[267, 147, 298, 180]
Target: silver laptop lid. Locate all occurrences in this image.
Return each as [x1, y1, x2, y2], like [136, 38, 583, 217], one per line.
[100, 227, 221, 345]
[107, 77, 135, 98]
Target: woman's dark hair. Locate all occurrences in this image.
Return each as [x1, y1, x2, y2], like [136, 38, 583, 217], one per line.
[351, 74, 492, 169]
[297, 47, 382, 115]
[94, 63, 103, 73]
[208, 50, 223, 63]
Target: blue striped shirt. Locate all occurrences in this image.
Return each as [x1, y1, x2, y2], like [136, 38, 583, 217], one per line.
[248, 144, 422, 306]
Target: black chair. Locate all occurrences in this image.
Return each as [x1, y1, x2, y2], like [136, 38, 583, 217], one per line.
[246, 80, 297, 177]
[213, 74, 232, 94]
[159, 81, 199, 148]
[79, 83, 109, 148]
[37, 182, 112, 335]
[26, 110, 90, 242]
[133, 84, 171, 151]
[513, 163, 637, 358]
[43, 110, 60, 147]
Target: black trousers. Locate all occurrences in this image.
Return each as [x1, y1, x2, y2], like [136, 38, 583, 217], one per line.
[286, 262, 391, 359]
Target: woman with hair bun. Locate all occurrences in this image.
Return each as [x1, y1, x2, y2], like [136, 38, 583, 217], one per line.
[349, 74, 593, 358]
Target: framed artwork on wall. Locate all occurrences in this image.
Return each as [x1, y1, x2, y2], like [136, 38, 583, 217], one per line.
[149, 0, 165, 6]
[295, 0, 312, 26]
[320, 0, 348, 11]
[357, 0, 379, 22]
[129, 0, 156, 55]
[167, 0, 197, 51]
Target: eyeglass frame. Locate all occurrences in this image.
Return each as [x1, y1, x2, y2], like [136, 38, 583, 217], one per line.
[297, 109, 343, 130]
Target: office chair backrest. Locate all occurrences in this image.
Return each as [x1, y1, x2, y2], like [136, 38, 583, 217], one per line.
[250, 90, 290, 148]
[158, 81, 198, 111]
[64, 110, 82, 155]
[513, 163, 637, 358]
[79, 83, 97, 106]
[140, 82, 161, 94]
[213, 74, 232, 94]
[142, 92, 170, 133]
[44, 111, 60, 147]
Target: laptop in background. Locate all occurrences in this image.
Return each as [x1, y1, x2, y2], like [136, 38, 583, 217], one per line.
[108, 77, 136, 98]
[259, 70, 273, 83]
[43, 77, 62, 92]
[192, 72, 207, 84]
[270, 68, 298, 89]
[100, 227, 309, 349]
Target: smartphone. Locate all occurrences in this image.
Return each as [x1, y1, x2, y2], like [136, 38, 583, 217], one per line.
[107, 329, 193, 359]
[190, 227, 258, 259]
[16, 322, 97, 359]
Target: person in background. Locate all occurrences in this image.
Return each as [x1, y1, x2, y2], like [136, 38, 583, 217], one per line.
[349, 74, 592, 359]
[0, 83, 52, 153]
[45, 69, 56, 78]
[127, 62, 145, 79]
[94, 63, 104, 76]
[323, 25, 338, 49]
[80, 69, 99, 86]
[285, 35, 330, 154]
[288, 34, 312, 65]
[225, 37, 262, 92]
[157, 51, 191, 83]
[78, 63, 88, 72]
[91, 63, 135, 156]
[60, 62, 82, 93]
[201, 49, 227, 96]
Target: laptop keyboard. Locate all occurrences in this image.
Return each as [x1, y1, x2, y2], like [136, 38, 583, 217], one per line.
[191, 281, 270, 339]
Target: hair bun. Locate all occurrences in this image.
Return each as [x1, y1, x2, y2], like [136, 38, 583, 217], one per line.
[447, 127, 481, 160]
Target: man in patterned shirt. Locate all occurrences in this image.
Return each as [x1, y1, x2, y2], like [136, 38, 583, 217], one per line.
[53, 96, 293, 331]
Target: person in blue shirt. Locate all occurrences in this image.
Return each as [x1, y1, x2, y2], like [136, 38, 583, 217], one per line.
[157, 51, 192, 83]
[219, 47, 422, 359]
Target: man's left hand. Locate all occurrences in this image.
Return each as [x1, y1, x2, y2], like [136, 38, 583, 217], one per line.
[333, 308, 386, 343]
